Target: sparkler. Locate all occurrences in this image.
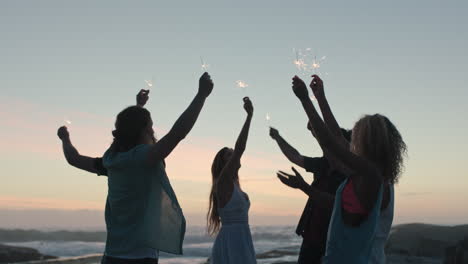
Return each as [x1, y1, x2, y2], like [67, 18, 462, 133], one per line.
[293, 48, 326, 75]
[293, 48, 308, 73]
[265, 113, 271, 122]
[311, 55, 326, 74]
[64, 119, 72, 125]
[144, 79, 153, 90]
[200, 56, 210, 71]
[236, 80, 249, 89]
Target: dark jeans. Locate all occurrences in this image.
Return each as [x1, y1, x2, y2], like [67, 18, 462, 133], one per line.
[297, 241, 325, 264]
[101, 256, 158, 264]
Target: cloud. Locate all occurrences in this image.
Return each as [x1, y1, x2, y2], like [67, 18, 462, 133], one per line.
[401, 191, 433, 196]
[0, 196, 102, 210]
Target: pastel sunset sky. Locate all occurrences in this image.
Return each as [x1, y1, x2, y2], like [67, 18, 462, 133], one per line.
[1, 0, 467, 228]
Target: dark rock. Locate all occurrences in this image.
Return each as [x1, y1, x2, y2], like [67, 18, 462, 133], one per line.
[386, 223, 468, 259]
[256, 249, 298, 259]
[444, 237, 468, 264]
[0, 244, 56, 263]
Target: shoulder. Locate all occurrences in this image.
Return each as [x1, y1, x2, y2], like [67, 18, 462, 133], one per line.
[103, 144, 153, 167]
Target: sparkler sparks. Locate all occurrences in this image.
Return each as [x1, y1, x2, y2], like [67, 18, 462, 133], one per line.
[236, 80, 249, 89]
[266, 113, 271, 122]
[200, 57, 210, 71]
[64, 119, 72, 125]
[144, 79, 153, 89]
[293, 48, 327, 75]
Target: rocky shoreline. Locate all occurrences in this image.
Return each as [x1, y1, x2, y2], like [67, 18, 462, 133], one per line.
[0, 244, 56, 264]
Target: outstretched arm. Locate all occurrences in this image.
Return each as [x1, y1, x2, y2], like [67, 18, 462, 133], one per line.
[56, 89, 151, 175]
[292, 76, 381, 209]
[57, 126, 103, 174]
[310, 75, 348, 146]
[277, 167, 334, 210]
[269, 127, 304, 168]
[146, 72, 214, 163]
[220, 97, 254, 178]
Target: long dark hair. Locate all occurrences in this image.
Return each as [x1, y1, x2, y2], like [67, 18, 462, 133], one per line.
[351, 114, 407, 184]
[109, 106, 152, 153]
[207, 147, 231, 236]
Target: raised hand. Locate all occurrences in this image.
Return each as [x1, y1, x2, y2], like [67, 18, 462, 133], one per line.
[277, 167, 307, 189]
[269, 127, 280, 140]
[136, 89, 150, 107]
[199, 72, 214, 98]
[243, 97, 253, 116]
[310, 74, 324, 98]
[292, 76, 309, 100]
[57, 126, 70, 141]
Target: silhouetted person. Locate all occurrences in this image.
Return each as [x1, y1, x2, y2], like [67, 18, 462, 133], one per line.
[57, 89, 150, 177]
[58, 73, 214, 264]
[269, 125, 350, 264]
[208, 97, 256, 264]
[277, 75, 406, 264]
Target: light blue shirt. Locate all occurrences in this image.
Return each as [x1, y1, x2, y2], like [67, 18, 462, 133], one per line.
[103, 144, 186, 257]
[323, 179, 383, 264]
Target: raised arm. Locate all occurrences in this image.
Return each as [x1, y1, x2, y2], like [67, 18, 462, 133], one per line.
[57, 126, 105, 175]
[221, 97, 253, 176]
[291, 76, 382, 203]
[56, 90, 151, 175]
[310, 75, 348, 146]
[146, 72, 214, 163]
[269, 127, 304, 168]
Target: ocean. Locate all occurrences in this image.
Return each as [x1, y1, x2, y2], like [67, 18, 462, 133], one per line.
[2, 226, 302, 264]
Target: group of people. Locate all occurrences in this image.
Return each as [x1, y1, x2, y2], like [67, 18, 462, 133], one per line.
[57, 72, 407, 264]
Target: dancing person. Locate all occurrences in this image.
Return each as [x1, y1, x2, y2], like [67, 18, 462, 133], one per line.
[277, 75, 406, 264]
[269, 125, 350, 264]
[57, 89, 150, 177]
[208, 97, 256, 264]
[309, 75, 399, 264]
[59, 73, 214, 264]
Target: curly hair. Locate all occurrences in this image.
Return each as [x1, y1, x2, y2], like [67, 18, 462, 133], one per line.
[351, 114, 407, 184]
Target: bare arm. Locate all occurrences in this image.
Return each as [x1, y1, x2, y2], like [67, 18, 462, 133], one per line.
[146, 73, 213, 163]
[57, 126, 100, 174]
[56, 90, 150, 175]
[216, 98, 253, 207]
[219, 97, 253, 179]
[310, 75, 348, 146]
[277, 167, 334, 210]
[269, 127, 304, 168]
[292, 76, 381, 208]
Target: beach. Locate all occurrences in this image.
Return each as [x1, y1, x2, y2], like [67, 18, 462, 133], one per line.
[3, 224, 463, 264]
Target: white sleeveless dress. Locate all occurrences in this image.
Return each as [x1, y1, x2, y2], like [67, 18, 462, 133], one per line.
[211, 185, 256, 264]
[370, 184, 395, 264]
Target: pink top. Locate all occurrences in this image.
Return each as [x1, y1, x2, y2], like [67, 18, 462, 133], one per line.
[342, 179, 368, 215]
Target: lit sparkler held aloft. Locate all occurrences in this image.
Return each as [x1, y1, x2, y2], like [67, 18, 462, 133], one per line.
[292, 48, 326, 75]
[144, 78, 154, 90]
[236, 80, 249, 89]
[200, 56, 210, 71]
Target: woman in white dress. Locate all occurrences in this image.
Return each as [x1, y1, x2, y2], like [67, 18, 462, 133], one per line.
[207, 97, 256, 264]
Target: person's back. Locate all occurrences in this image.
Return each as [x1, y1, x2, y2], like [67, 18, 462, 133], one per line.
[287, 75, 407, 264]
[208, 98, 256, 264]
[370, 184, 395, 264]
[211, 184, 255, 264]
[322, 179, 383, 264]
[103, 145, 185, 257]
